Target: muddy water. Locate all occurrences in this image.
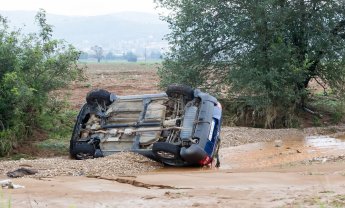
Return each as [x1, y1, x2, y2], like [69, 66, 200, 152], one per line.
[152, 135, 345, 173]
[220, 135, 345, 170]
[4, 135, 345, 208]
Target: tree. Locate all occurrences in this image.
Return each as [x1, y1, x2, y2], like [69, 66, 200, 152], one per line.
[156, 0, 345, 127]
[105, 52, 115, 60]
[125, 51, 138, 62]
[0, 9, 81, 155]
[91, 45, 103, 62]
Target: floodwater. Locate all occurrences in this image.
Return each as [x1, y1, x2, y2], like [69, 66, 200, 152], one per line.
[220, 135, 345, 170]
[153, 135, 345, 172]
[3, 135, 345, 208]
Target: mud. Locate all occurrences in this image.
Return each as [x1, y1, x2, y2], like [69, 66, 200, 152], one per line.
[1, 131, 345, 208]
[220, 134, 345, 170]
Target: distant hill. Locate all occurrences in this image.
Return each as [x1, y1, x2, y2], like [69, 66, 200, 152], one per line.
[0, 11, 170, 52]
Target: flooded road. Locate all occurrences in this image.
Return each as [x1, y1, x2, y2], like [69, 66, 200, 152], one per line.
[2, 131, 345, 208]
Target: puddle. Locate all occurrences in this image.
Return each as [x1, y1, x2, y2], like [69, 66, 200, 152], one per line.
[219, 135, 345, 170]
[305, 136, 345, 149]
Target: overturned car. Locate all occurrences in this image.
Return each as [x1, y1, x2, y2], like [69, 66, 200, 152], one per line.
[70, 84, 222, 166]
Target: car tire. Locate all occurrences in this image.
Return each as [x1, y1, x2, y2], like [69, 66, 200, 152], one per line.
[69, 104, 89, 159]
[166, 84, 194, 101]
[86, 89, 115, 106]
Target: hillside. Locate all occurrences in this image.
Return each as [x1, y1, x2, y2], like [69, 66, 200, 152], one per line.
[0, 10, 169, 51]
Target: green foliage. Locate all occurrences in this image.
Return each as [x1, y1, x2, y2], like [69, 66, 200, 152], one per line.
[0, 189, 11, 208]
[38, 105, 77, 142]
[35, 97, 77, 154]
[0, 9, 81, 156]
[308, 95, 345, 124]
[157, 0, 345, 127]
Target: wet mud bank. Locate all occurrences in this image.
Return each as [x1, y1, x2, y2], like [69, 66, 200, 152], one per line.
[1, 126, 345, 208]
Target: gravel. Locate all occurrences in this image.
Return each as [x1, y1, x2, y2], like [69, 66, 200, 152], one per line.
[1, 125, 345, 178]
[0, 152, 162, 178]
[220, 127, 303, 148]
[220, 125, 345, 148]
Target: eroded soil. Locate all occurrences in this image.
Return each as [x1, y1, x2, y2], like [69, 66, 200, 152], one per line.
[1, 63, 344, 208]
[1, 128, 344, 208]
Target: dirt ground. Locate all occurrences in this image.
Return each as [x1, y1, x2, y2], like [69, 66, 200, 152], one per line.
[1, 131, 345, 208]
[65, 63, 161, 109]
[1, 63, 345, 208]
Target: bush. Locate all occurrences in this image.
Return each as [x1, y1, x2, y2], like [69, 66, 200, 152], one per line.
[0, 10, 81, 156]
[157, 0, 345, 128]
[308, 95, 345, 124]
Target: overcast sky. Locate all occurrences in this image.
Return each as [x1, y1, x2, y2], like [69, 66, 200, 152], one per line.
[0, 0, 159, 16]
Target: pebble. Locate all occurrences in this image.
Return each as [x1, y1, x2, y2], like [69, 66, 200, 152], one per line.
[0, 152, 162, 178]
[1, 126, 344, 178]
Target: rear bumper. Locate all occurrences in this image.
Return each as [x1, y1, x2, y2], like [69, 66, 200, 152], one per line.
[180, 144, 211, 165]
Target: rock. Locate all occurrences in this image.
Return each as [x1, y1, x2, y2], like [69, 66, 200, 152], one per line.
[0, 179, 25, 189]
[274, 140, 283, 147]
[7, 168, 38, 178]
[0, 152, 162, 178]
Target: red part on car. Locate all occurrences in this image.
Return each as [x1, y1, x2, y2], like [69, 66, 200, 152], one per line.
[199, 155, 212, 165]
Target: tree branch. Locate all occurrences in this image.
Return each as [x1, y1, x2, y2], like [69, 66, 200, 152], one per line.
[313, 77, 327, 95]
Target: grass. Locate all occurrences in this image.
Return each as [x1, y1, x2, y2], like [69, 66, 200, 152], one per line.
[308, 94, 345, 125]
[0, 190, 11, 208]
[286, 193, 345, 208]
[7, 153, 35, 161]
[78, 59, 162, 64]
[36, 103, 78, 155]
[36, 138, 70, 154]
[83, 62, 160, 72]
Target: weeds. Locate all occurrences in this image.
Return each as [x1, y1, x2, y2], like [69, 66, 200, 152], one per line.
[0, 190, 11, 208]
[331, 194, 345, 207]
[312, 116, 322, 127]
[308, 94, 345, 124]
[36, 106, 78, 154]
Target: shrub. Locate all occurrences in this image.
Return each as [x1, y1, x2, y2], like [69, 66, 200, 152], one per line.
[0, 9, 81, 155]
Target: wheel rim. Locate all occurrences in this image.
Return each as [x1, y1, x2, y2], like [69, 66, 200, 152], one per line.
[156, 151, 175, 159]
[76, 153, 93, 160]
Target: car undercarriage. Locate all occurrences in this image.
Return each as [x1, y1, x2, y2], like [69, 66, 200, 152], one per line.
[70, 84, 222, 166]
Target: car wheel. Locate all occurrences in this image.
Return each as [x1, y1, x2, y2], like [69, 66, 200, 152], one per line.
[152, 142, 190, 166]
[86, 89, 115, 106]
[69, 104, 89, 159]
[166, 84, 194, 101]
[152, 142, 181, 160]
[75, 152, 94, 160]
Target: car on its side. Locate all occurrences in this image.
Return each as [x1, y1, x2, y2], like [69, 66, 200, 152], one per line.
[69, 84, 222, 167]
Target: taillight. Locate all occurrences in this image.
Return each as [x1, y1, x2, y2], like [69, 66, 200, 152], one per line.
[199, 156, 212, 165]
